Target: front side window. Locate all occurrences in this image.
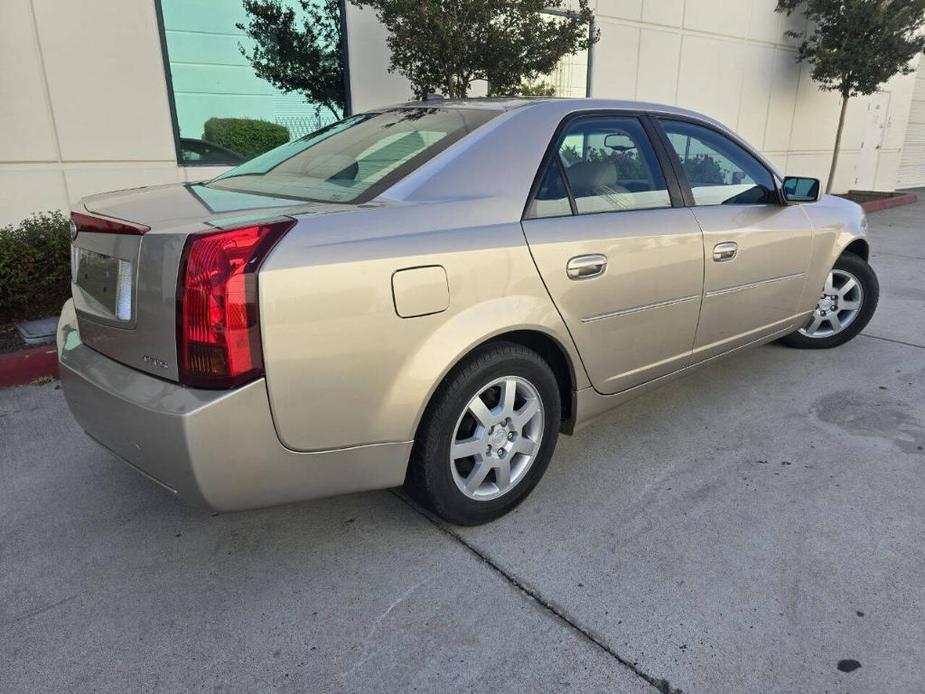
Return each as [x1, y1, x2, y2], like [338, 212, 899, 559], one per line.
[660, 120, 776, 206]
[551, 116, 672, 216]
[207, 108, 497, 203]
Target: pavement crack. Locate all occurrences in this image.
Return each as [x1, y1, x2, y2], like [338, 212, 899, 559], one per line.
[2, 593, 78, 629]
[364, 577, 430, 641]
[342, 576, 432, 678]
[861, 333, 925, 350]
[390, 490, 683, 694]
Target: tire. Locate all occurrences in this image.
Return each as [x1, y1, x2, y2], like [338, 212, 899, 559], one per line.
[779, 252, 879, 349]
[406, 341, 561, 526]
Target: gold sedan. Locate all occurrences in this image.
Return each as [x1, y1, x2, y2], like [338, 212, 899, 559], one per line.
[59, 98, 878, 525]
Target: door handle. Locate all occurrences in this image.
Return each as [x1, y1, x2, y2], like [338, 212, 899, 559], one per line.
[567, 254, 608, 280]
[713, 242, 738, 262]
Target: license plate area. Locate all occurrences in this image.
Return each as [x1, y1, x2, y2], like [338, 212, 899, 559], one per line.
[73, 247, 133, 322]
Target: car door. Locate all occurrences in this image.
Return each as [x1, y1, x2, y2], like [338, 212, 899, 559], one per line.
[521, 113, 704, 395]
[655, 118, 814, 362]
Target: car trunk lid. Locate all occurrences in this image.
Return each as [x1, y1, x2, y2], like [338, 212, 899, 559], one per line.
[71, 182, 353, 381]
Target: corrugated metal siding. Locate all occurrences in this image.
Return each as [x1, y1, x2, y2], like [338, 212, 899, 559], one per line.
[898, 64, 925, 189]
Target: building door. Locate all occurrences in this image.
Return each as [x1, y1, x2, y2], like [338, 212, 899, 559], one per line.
[898, 60, 925, 189]
[855, 93, 889, 190]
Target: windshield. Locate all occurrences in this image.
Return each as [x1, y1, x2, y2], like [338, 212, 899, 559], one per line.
[207, 108, 498, 203]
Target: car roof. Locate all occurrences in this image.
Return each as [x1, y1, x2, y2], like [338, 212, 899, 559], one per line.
[375, 96, 783, 205]
[385, 96, 719, 121]
[380, 96, 776, 178]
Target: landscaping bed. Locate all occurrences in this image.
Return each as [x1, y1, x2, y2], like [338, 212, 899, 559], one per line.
[0, 211, 68, 382]
[838, 189, 918, 212]
[0, 322, 25, 355]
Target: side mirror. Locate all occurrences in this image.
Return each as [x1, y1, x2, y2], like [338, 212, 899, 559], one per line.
[782, 176, 820, 203]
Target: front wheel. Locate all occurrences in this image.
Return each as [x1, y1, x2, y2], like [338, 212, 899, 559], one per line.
[780, 253, 879, 349]
[406, 342, 561, 526]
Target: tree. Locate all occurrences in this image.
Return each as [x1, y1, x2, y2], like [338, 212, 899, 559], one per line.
[348, 0, 598, 99]
[516, 81, 559, 97]
[776, 0, 925, 193]
[237, 0, 347, 119]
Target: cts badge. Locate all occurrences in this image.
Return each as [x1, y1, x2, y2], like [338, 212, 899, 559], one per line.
[142, 355, 169, 370]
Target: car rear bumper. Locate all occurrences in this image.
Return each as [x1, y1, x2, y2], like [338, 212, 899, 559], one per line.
[57, 300, 411, 511]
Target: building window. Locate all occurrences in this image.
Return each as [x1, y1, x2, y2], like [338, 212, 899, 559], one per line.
[156, 0, 349, 166]
[548, 46, 591, 98]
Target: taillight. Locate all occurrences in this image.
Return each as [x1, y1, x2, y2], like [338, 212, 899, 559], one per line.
[71, 211, 150, 236]
[177, 219, 295, 389]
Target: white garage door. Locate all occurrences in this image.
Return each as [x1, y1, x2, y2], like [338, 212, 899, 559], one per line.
[898, 61, 925, 189]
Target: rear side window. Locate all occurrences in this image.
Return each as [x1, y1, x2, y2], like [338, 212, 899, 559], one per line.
[527, 115, 672, 219]
[207, 108, 497, 204]
[525, 157, 572, 218]
[660, 119, 776, 206]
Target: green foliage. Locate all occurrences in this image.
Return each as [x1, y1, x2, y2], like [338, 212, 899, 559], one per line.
[202, 117, 290, 159]
[776, 0, 925, 98]
[682, 154, 726, 185]
[237, 0, 347, 119]
[612, 151, 648, 181]
[513, 81, 558, 97]
[349, 0, 599, 99]
[559, 146, 651, 181]
[0, 211, 71, 322]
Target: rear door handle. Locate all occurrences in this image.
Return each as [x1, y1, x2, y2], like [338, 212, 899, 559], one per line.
[567, 254, 608, 280]
[713, 242, 738, 262]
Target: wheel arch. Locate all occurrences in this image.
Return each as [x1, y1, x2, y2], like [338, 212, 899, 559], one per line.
[841, 238, 870, 261]
[484, 330, 577, 432]
[410, 328, 582, 444]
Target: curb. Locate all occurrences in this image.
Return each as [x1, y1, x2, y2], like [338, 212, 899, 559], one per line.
[0, 345, 59, 388]
[860, 192, 917, 213]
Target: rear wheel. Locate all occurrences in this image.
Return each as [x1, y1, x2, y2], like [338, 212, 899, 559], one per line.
[780, 253, 878, 349]
[406, 342, 561, 526]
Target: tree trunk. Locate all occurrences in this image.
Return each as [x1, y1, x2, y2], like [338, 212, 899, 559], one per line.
[826, 93, 850, 194]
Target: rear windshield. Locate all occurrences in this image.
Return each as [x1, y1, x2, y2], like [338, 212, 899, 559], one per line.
[207, 108, 498, 203]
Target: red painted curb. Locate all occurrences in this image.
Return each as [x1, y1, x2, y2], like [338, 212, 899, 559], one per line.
[860, 193, 917, 213]
[0, 344, 59, 388]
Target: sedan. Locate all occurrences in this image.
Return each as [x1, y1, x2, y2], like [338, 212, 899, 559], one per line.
[59, 98, 878, 525]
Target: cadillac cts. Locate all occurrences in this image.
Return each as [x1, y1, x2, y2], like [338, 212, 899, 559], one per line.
[59, 98, 878, 525]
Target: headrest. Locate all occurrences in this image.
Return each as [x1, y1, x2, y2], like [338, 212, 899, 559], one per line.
[566, 161, 617, 196]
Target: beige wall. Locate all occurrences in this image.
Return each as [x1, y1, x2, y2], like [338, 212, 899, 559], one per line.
[344, 3, 412, 113]
[587, 0, 920, 193]
[342, 0, 922, 195]
[343, 3, 487, 108]
[0, 0, 228, 226]
[1, 0, 920, 226]
[897, 57, 925, 189]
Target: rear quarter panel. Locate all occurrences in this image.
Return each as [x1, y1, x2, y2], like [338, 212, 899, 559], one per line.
[258, 203, 587, 452]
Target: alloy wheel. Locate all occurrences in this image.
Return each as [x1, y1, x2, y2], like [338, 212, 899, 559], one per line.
[799, 268, 864, 338]
[449, 376, 545, 501]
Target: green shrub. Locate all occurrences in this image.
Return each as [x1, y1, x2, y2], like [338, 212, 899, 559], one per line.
[202, 118, 290, 160]
[0, 211, 71, 323]
[682, 154, 727, 186]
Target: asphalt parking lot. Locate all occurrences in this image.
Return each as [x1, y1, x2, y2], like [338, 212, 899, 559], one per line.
[2, 199, 924, 694]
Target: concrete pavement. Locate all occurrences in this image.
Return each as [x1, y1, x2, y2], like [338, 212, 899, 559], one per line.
[2, 198, 923, 693]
